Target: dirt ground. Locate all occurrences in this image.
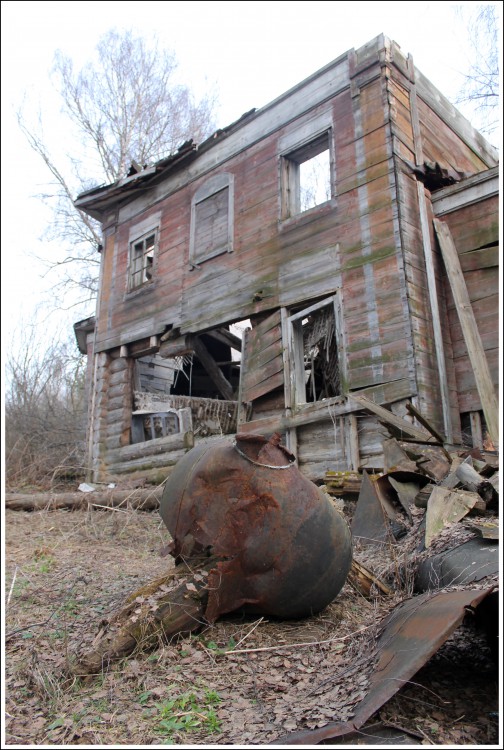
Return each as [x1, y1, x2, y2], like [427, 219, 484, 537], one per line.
[3, 504, 500, 747]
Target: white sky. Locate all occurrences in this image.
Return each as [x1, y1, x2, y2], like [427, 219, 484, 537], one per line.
[1, 0, 502, 351]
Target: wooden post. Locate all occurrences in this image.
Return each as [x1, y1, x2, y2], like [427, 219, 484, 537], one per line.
[433, 218, 499, 449]
[281, 307, 297, 460]
[346, 414, 360, 471]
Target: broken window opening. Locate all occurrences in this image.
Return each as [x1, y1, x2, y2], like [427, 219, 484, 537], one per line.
[288, 298, 341, 406]
[128, 230, 156, 290]
[131, 410, 180, 443]
[281, 131, 333, 219]
[132, 321, 249, 440]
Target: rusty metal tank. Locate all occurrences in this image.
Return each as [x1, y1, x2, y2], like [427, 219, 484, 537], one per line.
[160, 432, 352, 622]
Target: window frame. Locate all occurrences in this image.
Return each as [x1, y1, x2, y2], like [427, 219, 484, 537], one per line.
[279, 125, 335, 223]
[285, 293, 346, 409]
[189, 172, 234, 267]
[126, 213, 161, 294]
[128, 229, 157, 291]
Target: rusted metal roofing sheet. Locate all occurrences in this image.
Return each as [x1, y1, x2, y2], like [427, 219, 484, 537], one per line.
[271, 587, 495, 745]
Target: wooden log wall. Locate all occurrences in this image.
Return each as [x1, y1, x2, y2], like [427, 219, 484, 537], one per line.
[91, 352, 134, 481]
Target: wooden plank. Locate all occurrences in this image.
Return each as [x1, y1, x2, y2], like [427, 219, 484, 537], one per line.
[245, 372, 285, 404]
[206, 327, 243, 352]
[405, 402, 446, 443]
[346, 413, 360, 471]
[240, 309, 284, 404]
[417, 182, 453, 442]
[470, 411, 484, 450]
[240, 382, 414, 438]
[434, 218, 499, 447]
[349, 393, 437, 443]
[241, 355, 284, 392]
[431, 166, 499, 216]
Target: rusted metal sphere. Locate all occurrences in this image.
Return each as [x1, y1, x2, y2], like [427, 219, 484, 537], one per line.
[160, 432, 352, 622]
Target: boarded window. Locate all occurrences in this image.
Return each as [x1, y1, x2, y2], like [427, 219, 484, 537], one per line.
[190, 173, 234, 265]
[129, 230, 156, 290]
[194, 187, 229, 258]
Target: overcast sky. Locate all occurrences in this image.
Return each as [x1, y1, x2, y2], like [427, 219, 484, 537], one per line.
[1, 1, 501, 350]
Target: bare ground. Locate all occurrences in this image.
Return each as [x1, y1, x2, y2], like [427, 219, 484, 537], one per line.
[3, 505, 499, 747]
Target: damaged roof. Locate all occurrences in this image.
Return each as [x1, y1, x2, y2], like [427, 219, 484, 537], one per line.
[74, 109, 256, 221]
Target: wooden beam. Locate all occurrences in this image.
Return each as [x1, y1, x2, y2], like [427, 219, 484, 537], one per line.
[433, 218, 499, 448]
[349, 393, 438, 443]
[405, 402, 445, 444]
[206, 327, 243, 351]
[193, 336, 234, 401]
[5, 488, 163, 512]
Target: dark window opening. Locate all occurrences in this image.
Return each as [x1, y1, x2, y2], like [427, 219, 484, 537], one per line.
[132, 322, 248, 440]
[288, 298, 342, 406]
[300, 307, 340, 402]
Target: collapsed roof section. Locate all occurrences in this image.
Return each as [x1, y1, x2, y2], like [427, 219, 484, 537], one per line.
[74, 109, 257, 221]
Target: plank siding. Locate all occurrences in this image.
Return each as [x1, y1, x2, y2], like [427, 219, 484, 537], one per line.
[432, 188, 499, 425]
[416, 97, 490, 174]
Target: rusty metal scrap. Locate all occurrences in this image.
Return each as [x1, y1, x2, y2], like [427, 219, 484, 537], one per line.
[272, 587, 495, 745]
[160, 432, 352, 622]
[351, 471, 407, 546]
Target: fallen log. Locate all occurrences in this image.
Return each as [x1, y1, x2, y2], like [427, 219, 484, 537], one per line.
[5, 488, 162, 512]
[72, 557, 216, 677]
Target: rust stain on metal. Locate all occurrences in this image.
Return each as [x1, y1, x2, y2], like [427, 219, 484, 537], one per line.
[272, 587, 495, 745]
[160, 432, 352, 622]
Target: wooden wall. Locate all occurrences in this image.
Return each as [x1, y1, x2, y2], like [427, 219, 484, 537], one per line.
[434, 193, 499, 415]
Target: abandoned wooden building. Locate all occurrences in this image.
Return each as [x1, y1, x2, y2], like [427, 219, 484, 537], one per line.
[73, 34, 499, 484]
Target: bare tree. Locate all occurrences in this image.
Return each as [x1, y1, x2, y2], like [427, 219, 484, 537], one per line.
[456, 4, 500, 137]
[18, 29, 218, 311]
[5, 331, 88, 489]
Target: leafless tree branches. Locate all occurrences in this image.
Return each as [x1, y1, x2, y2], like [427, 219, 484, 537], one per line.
[456, 4, 500, 136]
[18, 29, 218, 310]
[4, 330, 88, 489]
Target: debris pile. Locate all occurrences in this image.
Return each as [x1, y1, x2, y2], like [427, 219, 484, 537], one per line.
[295, 401, 499, 745]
